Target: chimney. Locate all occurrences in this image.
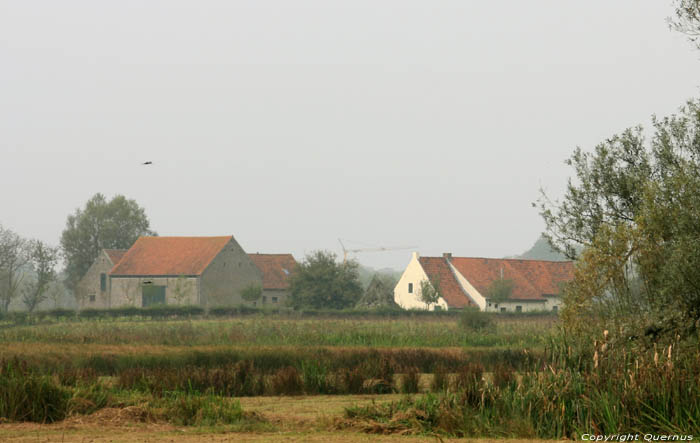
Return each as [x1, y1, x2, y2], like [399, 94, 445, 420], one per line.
[443, 252, 452, 261]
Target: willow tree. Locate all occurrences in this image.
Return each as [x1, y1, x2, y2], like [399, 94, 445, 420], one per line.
[538, 100, 700, 337]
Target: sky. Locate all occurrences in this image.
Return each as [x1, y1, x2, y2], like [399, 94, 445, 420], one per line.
[1, 1, 699, 271]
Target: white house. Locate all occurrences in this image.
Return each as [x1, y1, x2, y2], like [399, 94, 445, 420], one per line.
[394, 252, 573, 312]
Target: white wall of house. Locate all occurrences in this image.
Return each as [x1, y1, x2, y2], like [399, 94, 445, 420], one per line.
[484, 300, 547, 313]
[447, 262, 487, 311]
[543, 296, 562, 312]
[110, 276, 199, 308]
[394, 252, 449, 311]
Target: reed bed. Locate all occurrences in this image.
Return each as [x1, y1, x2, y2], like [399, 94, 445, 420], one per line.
[0, 316, 553, 348]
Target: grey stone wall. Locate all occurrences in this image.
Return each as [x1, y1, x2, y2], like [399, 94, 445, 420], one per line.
[261, 289, 290, 307]
[110, 276, 199, 308]
[200, 238, 262, 308]
[76, 252, 113, 310]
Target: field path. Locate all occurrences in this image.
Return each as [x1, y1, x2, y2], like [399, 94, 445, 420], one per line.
[0, 394, 550, 442]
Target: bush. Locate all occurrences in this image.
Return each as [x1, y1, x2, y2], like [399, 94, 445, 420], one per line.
[458, 308, 494, 331]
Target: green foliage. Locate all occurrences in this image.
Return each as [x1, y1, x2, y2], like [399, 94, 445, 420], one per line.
[538, 99, 700, 336]
[485, 278, 514, 303]
[670, 0, 700, 50]
[0, 359, 70, 423]
[458, 307, 495, 332]
[60, 193, 155, 291]
[418, 279, 441, 309]
[22, 240, 59, 313]
[355, 274, 398, 309]
[0, 224, 29, 313]
[240, 284, 262, 303]
[289, 250, 363, 310]
[341, 336, 700, 438]
[163, 393, 247, 426]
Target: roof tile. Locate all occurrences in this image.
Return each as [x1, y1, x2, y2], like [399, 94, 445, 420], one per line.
[449, 257, 574, 301]
[110, 236, 232, 276]
[418, 257, 475, 308]
[248, 253, 297, 290]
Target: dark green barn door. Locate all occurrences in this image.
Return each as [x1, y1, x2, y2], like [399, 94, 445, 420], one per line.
[142, 285, 166, 307]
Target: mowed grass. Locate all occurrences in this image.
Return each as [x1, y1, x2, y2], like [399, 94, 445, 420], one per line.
[0, 315, 556, 348]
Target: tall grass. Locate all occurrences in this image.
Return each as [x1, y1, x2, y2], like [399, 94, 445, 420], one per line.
[341, 335, 700, 438]
[0, 316, 554, 348]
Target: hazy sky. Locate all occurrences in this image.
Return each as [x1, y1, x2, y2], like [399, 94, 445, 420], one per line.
[2, 1, 699, 270]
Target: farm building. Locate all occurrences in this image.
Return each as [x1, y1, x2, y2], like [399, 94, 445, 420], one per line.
[76, 249, 127, 309]
[394, 252, 573, 312]
[247, 253, 297, 306]
[77, 237, 297, 309]
[109, 236, 261, 308]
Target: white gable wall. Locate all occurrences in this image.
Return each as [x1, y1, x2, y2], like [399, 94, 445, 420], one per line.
[394, 252, 449, 311]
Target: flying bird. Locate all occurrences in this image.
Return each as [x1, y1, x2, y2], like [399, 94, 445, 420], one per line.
[142, 161, 153, 165]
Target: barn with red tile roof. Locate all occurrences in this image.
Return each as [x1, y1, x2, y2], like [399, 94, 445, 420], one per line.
[108, 236, 263, 309]
[248, 253, 297, 306]
[394, 252, 573, 312]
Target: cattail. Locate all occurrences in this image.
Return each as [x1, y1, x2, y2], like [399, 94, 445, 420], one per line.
[667, 344, 672, 360]
[594, 350, 599, 369]
[654, 351, 659, 366]
[603, 329, 609, 339]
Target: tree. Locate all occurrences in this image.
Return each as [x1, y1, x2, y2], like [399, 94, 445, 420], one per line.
[60, 193, 156, 291]
[240, 284, 263, 305]
[418, 278, 441, 310]
[355, 274, 399, 309]
[289, 250, 363, 310]
[537, 99, 700, 336]
[0, 225, 29, 313]
[670, 0, 700, 50]
[485, 278, 515, 303]
[22, 240, 59, 313]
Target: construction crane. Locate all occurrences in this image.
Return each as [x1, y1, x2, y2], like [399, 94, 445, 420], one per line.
[338, 239, 417, 263]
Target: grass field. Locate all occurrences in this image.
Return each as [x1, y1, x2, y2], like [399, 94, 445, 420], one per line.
[1, 312, 698, 440]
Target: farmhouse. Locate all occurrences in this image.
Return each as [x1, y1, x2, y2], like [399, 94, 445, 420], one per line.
[77, 237, 298, 309]
[394, 252, 573, 312]
[76, 249, 127, 309]
[109, 236, 262, 308]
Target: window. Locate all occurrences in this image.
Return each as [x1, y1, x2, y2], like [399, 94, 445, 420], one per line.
[552, 305, 558, 312]
[142, 285, 166, 307]
[408, 283, 413, 293]
[488, 302, 491, 307]
[262, 296, 267, 304]
[272, 297, 278, 303]
[434, 306, 442, 311]
[516, 306, 522, 313]
[89, 294, 96, 302]
[500, 307, 506, 313]
[100, 273, 106, 291]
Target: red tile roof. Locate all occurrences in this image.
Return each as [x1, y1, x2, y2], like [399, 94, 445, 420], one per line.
[448, 257, 574, 301]
[248, 253, 297, 290]
[418, 257, 476, 308]
[104, 249, 127, 265]
[110, 236, 232, 276]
